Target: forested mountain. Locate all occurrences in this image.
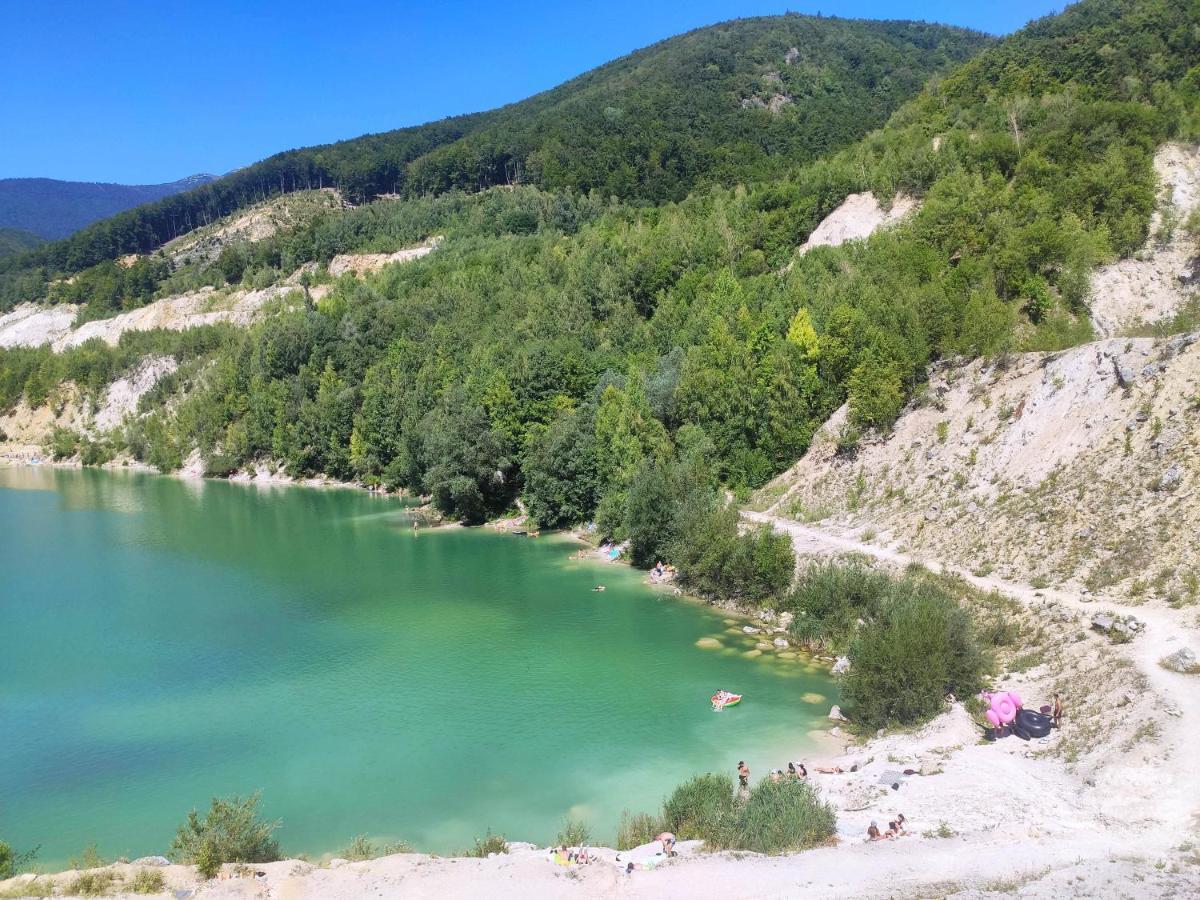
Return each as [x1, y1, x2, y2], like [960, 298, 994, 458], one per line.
[0, 228, 43, 260]
[0, 174, 216, 240]
[0, 15, 988, 283]
[1, 0, 1197, 599]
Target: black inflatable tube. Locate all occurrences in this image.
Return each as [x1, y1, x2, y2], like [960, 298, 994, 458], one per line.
[1015, 708, 1053, 739]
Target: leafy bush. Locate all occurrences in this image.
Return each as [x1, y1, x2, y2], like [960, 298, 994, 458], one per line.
[462, 830, 508, 858]
[69, 844, 105, 870]
[0, 841, 38, 880]
[0, 878, 53, 898]
[555, 819, 591, 847]
[128, 868, 166, 894]
[842, 586, 988, 728]
[670, 505, 795, 606]
[709, 779, 836, 854]
[660, 773, 736, 842]
[783, 558, 894, 652]
[615, 810, 661, 850]
[64, 871, 118, 896]
[49, 427, 80, 461]
[194, 840, 221, 880]
[340, 834, 377, 861]
[169, 793, 281, 871]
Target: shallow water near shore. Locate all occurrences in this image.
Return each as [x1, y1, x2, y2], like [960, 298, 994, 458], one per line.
[0, 467, 834, 865]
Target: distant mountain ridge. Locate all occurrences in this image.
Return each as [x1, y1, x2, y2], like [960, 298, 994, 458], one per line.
[0, 174, 217, 240]
[1, 15, 990, 279]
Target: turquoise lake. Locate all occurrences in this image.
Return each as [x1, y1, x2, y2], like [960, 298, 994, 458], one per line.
[0, 466, 834, 865]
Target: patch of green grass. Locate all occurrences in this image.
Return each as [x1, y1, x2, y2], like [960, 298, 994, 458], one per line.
[128, 868, 166, 894]
[64, 870, 120, 896]
[616, 811, 661, 851]
[555, 819, 592, 848]
[0, 880, 54, 899]
[461, 830, 508, 858]
[922, 821, 957, 839]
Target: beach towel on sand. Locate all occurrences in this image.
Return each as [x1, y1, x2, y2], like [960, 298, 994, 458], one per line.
[614, 841, 666, 870]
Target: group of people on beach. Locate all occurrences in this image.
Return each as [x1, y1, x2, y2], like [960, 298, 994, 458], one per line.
[866, 814, 907, 841]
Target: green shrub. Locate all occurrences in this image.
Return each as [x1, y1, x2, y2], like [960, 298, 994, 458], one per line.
[193, 839, 221, 880]
[169, 793, 281, 870]
[555, 819, 592, 847]
[784, 558, 894, 651]
[64, 870, 118, 896]
[69, 843, 105, 870]
[710, 779, 836, 854]
[340, 834, 377, 861]
[660, 773, 736, 842]
[615, 810, 661, 850]
[49, 427, 80, 460]
[128, 868, 166, 894]
[842, 587, 988, 729]
[0, 878, 53, 898]
[0, 841, 38, 882]
[337, 834, 410, 861]
[202, 453, 239, 478]
[670, 505, 795, 606]
[462, 830, 508, 858]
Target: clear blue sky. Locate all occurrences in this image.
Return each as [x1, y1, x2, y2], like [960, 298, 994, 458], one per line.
[1, 0, 1067, 184]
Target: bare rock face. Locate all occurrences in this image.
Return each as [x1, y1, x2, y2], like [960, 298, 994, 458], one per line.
[1160, 647, 1198, 673]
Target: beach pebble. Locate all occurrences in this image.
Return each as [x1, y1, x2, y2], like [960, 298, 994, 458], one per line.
[742, 625, 760, 634]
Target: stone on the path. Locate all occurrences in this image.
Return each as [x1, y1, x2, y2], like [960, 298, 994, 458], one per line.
[1160, 647, 1199, 673]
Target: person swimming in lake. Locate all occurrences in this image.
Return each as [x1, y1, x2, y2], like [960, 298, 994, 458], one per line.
[738, 760, 750, 788]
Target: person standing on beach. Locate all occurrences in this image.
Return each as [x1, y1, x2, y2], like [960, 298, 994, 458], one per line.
[1052, 693, 1064, 728]
[738, 760, 750, 788]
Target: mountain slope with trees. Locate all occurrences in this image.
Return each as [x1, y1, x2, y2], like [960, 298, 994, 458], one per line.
[0, 15, 988, 287]
[0, 227, 43, 259]
[0, 0, 1197, 604]
[0, 174, 216, 240]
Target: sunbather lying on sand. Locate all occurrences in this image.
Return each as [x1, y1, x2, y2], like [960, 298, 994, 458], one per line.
[815, 765, 844, 774]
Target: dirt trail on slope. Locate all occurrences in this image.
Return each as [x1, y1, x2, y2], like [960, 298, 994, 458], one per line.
[744, 508, 1200, 856]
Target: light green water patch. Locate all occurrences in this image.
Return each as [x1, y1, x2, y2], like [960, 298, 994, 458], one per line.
[0, 467, 836, 865]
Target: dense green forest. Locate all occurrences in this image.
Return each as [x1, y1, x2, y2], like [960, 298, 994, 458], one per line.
[0, 15, 986, 291]
[0, 0, 1197, 601]
[0, 227, 43, 259]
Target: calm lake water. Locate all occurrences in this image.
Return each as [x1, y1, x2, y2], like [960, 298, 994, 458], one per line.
[0, 467, 834, 865]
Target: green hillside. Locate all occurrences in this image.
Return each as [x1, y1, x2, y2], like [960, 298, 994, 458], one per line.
[0, 227, 43, 260]
[0, 15, 987, 286]
[1, 0, 1197, 601]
